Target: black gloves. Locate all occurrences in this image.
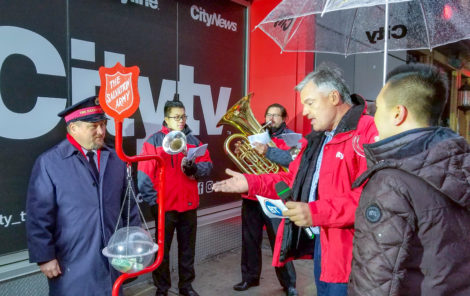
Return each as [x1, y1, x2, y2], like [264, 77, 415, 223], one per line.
[181, 157, 197, 177]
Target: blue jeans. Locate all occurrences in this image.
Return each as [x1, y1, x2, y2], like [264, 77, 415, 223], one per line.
[314, 235, 348, 296]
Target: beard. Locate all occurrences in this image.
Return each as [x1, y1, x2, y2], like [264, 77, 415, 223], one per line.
[267, 122, 285, 135]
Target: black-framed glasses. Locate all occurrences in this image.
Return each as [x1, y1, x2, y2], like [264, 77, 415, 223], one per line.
[168, 115, 188, 121]
[266, 113, 281, 118]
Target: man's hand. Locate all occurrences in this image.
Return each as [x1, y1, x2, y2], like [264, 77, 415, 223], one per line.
[253, 142, 268, 155]
[39, 259, 62, 279]
[181, 157, 197, 177]
[213, 169, 249, 193]
[283, 201, 313, 227]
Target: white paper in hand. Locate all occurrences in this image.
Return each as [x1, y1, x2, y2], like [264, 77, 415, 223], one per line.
[256, 195, 287, 219]
[248, 131, 271, 147]
[277, 133, 302, 148]
[187, 144, 208, 161]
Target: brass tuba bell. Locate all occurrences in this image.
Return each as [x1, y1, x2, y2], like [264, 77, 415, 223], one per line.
[217, 93, 285, 175]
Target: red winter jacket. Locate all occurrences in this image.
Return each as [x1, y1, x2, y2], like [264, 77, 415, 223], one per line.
[245, 96, 377, 283]
[137, 125, 212, 212]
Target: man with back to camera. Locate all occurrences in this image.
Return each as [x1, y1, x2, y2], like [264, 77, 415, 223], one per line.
[213, 63, 378, 296]
[138, 99, 212, 296]
[26, 96, 141, 296]
[233, 103, 298, 296]
[348, 63, 470, 296]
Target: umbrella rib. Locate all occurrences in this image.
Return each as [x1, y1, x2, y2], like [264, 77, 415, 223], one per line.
[344, 9, 359, 56]
[257, 0, 323, 26]
[283, 0, 310, 49]
[284, 17, 305, 47]
[257, 26, 288, 52]
[417, 0, 431, 48]
[322, 0, 333, 17]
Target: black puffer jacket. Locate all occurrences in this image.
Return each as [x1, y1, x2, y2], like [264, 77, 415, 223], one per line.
[349, 127, 470, 296]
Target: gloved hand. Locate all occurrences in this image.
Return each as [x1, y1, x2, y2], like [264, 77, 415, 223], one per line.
[181, 157, 197, 177]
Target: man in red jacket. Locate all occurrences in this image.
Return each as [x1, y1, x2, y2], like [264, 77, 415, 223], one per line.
[138, 100, 212, 296]
[214, 63, 377, 296]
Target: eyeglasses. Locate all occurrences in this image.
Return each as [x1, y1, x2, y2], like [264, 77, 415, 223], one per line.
[266, 113, 282, 118]
[168, 115, 188, 121]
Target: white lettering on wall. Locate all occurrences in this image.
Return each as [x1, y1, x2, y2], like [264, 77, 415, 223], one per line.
[0, 29, 232, 153]
[0, 26, 66, 139]
[136, 65, 231, 153]
[121, 0, 158, 10]
[71, 44, 135, 137]
[0, 211, 26, 228]
[190, 5, 238, 32]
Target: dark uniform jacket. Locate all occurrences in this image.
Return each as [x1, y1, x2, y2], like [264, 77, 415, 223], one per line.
[349, 127, 470, 296]
[26, 135, 141, 296]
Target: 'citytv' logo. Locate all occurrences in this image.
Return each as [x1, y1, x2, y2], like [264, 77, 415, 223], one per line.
[121, 0, 158, 10]
[265, 201, 283, 217]
[190, 5, 237, 32]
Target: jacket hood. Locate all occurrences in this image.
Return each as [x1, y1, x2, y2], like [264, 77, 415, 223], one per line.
[355, 127, 470, 208]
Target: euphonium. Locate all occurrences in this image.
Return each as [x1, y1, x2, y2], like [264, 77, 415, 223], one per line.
[216, 93, 285, 174]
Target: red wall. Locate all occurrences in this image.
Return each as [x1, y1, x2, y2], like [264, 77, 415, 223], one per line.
[248, 0, 314, 135]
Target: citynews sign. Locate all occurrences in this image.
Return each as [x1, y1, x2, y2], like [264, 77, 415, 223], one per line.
[190, 4, 238, 32]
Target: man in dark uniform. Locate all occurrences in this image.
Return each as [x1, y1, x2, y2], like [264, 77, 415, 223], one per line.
[26, 96, 140, 296]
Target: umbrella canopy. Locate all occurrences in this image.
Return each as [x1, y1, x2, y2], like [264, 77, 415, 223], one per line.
[257, 0, 470, 55]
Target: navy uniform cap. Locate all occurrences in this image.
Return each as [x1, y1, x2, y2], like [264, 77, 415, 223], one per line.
[58, 96, 107, 123]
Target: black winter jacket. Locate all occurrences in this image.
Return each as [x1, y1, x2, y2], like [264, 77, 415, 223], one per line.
[349, 127, 470, 296]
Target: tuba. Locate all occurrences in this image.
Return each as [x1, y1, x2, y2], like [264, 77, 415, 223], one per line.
[217, 93, 286, 174]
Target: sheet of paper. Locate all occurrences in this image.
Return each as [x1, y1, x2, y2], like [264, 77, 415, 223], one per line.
[187, 144, 208, 161]
[277, 133, 302, 147]
[256, 195, 287, 219]
[248, 131, 271, 146]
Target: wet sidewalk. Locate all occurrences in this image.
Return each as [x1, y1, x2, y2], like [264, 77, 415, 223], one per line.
[124, 240, 316, 296]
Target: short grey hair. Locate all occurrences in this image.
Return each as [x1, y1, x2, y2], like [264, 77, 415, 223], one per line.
[295, 63, 352, 105]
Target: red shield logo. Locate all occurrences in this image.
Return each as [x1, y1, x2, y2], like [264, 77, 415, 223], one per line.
[98, 62, 140, 122]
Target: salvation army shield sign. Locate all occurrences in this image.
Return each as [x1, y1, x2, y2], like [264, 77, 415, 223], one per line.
[98, 62, 140, 122]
